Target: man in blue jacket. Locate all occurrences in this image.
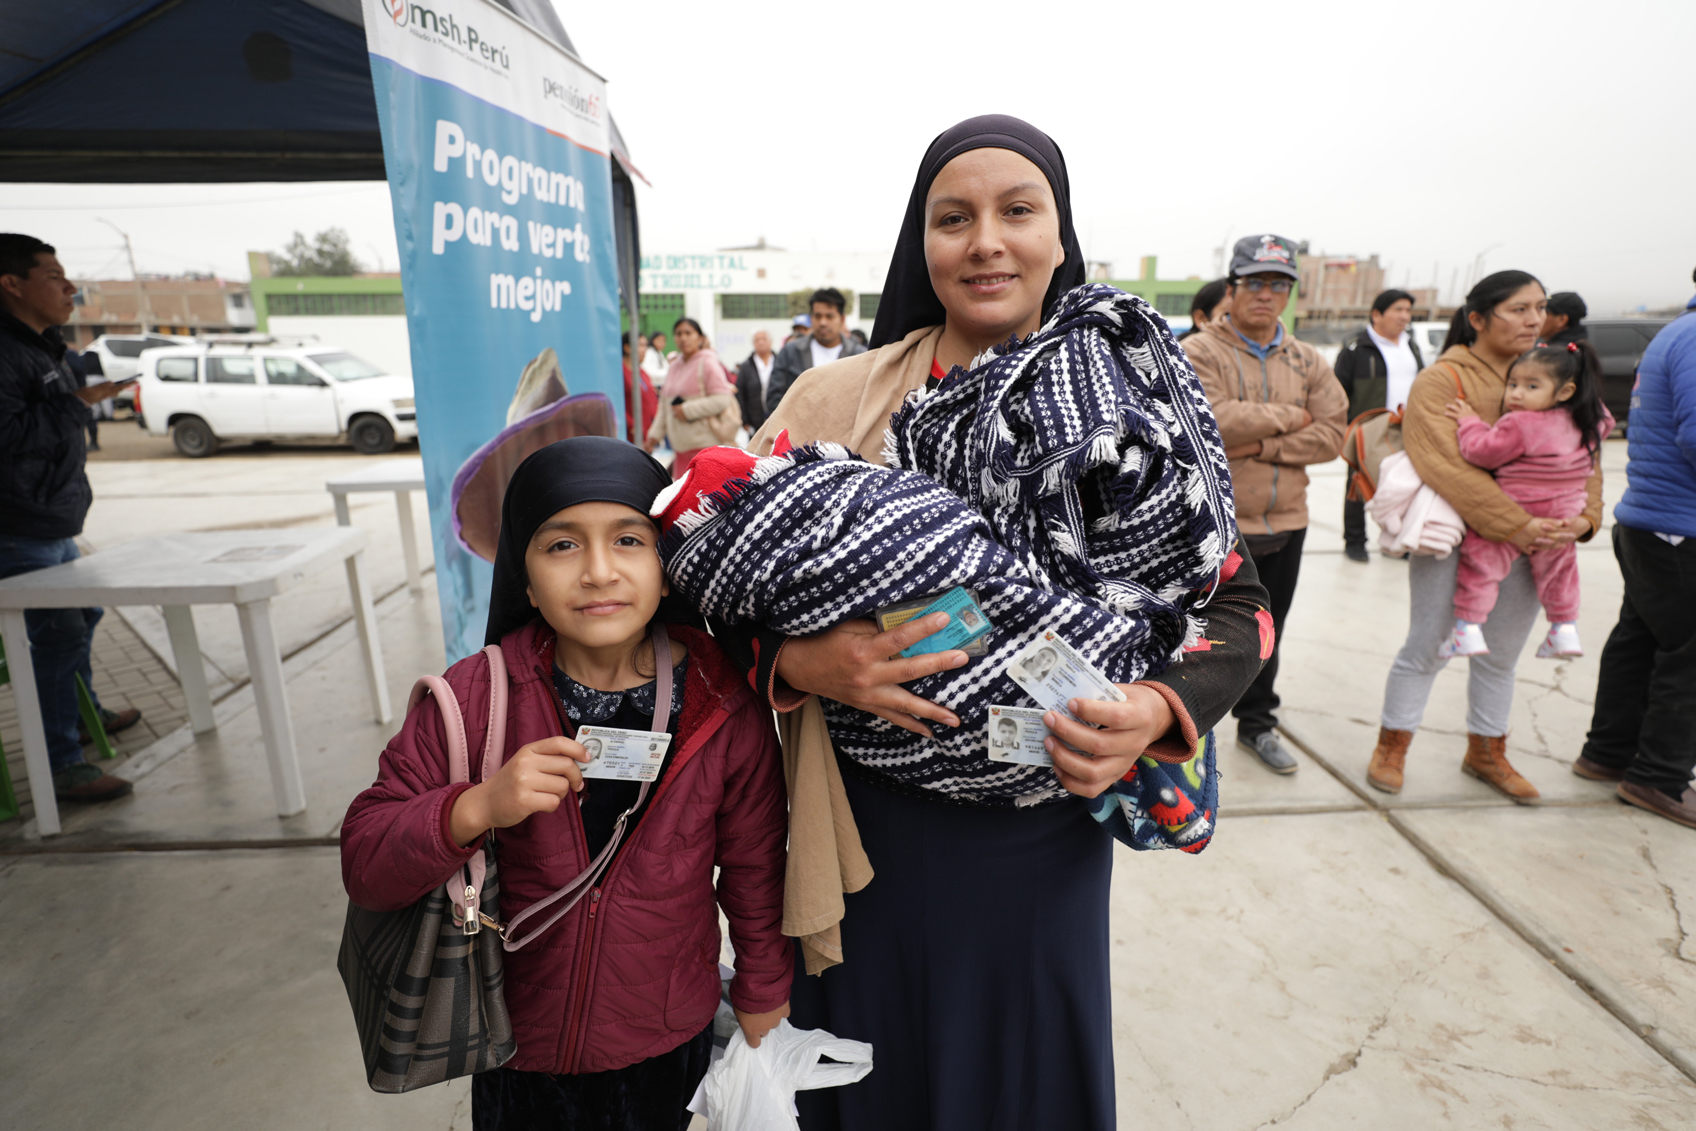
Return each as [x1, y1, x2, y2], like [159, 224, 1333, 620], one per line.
[0, 233, 138, 804]
[1575, 270, 1696, 829]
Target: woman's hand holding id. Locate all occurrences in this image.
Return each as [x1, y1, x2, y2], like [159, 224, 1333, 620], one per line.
[449, 736, 593, 846]
[776, 613, 969, 737]
[1042, 685, 1177, 799]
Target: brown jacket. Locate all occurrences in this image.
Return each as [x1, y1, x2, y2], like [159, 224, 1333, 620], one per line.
[1183, 318, 1348, 535]
[1403, 346, 1603, 543]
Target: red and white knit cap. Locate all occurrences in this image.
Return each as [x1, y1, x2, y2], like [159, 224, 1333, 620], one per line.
[650, 430, 794, 536]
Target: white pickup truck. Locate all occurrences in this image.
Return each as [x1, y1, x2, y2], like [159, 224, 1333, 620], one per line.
[136, 343, 417, 457]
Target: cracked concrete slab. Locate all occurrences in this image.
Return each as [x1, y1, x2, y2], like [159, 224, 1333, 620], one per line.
[0, 847, 471, 1131]
[1395, 804, 1696, 1073]
[1214, 725, 1366, 816]
[1109, 810, 1696, 1129]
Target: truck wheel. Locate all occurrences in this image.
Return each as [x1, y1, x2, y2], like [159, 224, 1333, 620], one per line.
[349, 415, 396, 455]
[171, 416, 218, 458]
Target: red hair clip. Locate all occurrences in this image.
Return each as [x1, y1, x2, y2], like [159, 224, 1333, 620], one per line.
[1567, 342, 1579, 352]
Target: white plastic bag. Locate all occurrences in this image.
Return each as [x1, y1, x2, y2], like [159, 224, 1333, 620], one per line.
[689, 1020, 873, 1131]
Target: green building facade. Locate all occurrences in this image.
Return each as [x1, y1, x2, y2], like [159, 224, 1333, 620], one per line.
[249, 269, 405, 332]
[1106, 256, 1297, 332]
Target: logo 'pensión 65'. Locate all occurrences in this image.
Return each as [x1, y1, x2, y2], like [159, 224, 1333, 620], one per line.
[390, 0, 510, 69]
[542, 78, 601, 122]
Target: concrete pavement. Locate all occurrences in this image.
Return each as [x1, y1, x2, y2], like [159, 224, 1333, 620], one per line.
[2, 432, 1693, 1129]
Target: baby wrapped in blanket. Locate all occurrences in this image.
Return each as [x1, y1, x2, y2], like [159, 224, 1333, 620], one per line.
[652, 285, 1237, 851]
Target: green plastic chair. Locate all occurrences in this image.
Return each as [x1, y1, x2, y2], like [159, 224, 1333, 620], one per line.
[0, 637, 115, 822]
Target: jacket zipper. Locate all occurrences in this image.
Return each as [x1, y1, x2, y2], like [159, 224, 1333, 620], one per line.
[1261, 352, 1280, 534]
[543, 666, 603, 1076]
[541, 643, 729, 1073]
[554, 716, 717, 1073]
[559, 886, 602, 1073]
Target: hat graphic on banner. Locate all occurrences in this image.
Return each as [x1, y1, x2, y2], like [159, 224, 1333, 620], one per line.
[450, 348, 617, 562]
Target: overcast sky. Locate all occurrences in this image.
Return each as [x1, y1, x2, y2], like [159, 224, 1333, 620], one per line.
[8, 0, 1693, 315]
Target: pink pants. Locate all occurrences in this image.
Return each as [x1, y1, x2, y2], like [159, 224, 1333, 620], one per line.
[1453, 493, 1584, 625]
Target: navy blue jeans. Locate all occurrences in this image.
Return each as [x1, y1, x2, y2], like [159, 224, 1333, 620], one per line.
[0, 534, 104, 774]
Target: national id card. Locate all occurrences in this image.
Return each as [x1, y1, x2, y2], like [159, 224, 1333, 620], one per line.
[986, 704, 1054, 767]
[877, 586, 994, 658]
[1005, 629, 1126, 724]
[576, 724, 672, 782]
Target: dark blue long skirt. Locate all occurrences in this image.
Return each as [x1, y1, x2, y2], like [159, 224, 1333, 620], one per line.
[792, 771, 1116, 1131]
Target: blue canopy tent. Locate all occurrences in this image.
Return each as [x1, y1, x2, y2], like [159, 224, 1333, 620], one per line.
[0, 0, 646, 425]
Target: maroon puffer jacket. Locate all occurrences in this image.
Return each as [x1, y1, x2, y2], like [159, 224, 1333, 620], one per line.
[341, 621, 791, 1074]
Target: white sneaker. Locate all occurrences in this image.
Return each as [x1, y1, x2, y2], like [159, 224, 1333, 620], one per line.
[1439, 620, 1489, 658]
[1537, 622, 1583, 658]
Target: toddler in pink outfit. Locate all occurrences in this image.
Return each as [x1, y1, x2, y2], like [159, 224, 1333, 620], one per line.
[1440, 341, 1613, 660]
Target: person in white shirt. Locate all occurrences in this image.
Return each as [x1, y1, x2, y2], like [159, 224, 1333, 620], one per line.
[642, 331, 670, 380]
[765, 287, 867, 415]
[735, 329, 779, 431]
[1334, 289, 1425, 561]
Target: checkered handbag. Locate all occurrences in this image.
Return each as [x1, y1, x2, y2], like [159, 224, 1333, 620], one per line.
[337, 646, 517, 1093]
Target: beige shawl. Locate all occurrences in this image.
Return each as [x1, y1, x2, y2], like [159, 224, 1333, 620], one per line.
[748, 325, 943, 974]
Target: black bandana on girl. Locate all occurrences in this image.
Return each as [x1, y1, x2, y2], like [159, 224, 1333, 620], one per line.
[484, 435, 703, 646]
[869, 114, 1087, 349]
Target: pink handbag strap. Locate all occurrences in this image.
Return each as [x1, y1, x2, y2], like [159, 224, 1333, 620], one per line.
[411, 644, 508, 934]
[495, 624, 673, 951]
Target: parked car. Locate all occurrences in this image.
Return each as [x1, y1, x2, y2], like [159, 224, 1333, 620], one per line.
[85, 333, 187, 381]
[1407, 321, 1451, 367]
[86, 333, 186, 412]
[1585, 318, 1675, 431]
[136, 343, 417, 457]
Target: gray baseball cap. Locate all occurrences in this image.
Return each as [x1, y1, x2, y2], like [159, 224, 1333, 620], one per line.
[1229, 234, 1300, 280]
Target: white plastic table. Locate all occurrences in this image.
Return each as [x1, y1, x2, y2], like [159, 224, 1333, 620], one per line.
[326, 459, 427, 594]
[0, 528, 391, 836]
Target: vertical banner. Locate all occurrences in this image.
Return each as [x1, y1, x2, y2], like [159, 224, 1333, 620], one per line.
[363, 0, 623, 662]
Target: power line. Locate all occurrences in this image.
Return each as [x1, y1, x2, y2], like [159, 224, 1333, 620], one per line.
[12, 185, 388, 211]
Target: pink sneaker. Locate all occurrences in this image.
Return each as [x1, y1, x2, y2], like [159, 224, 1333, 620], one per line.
[1537, 622, 1583, 658]
[1439, 620, 1489, 658]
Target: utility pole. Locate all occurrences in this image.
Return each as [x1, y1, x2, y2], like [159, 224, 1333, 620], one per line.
[97, 218, 151, 333]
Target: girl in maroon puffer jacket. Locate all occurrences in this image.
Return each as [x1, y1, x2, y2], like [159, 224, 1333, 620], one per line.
[342, 437, 791, 1130]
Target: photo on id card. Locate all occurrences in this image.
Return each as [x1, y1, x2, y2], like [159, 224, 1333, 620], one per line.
[986, 705, 1053, 767]
[1006, 629, 1126, 723]
[577, 724, 671, 782]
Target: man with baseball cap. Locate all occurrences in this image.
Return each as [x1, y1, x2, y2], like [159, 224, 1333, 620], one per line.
[1180, 234, 1347, 774]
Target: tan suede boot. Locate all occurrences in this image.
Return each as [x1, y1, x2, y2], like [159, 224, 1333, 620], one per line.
[1463, 733, 1540, 804]
[1366, 727, 1413, 793]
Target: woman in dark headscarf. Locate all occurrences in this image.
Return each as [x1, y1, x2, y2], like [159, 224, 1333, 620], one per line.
[738, 117, 1274, 1130]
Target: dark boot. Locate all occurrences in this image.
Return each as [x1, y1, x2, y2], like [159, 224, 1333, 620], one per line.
[1617, 782, 1696, 830]
[53, 763, 134, 803]
[1343, 497, 1370, 562]
[1463, 734, 1539, 804]
[79, 706, 141, 745]
[1572, 754, 1627, 782]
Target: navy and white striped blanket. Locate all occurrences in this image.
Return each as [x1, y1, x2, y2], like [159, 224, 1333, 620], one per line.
[659, 286, 1236, 847]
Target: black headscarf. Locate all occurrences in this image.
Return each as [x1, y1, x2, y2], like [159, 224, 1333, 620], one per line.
[484, 436, 702, 645]
[869, 114, 1087, 349]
